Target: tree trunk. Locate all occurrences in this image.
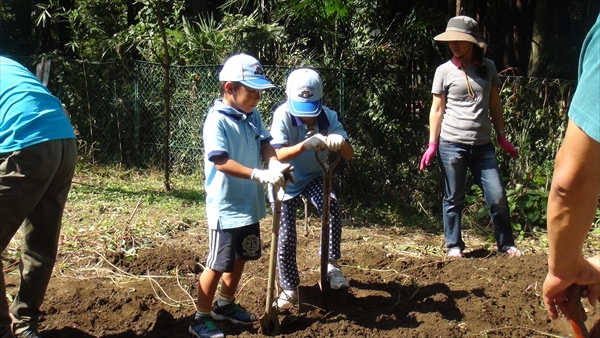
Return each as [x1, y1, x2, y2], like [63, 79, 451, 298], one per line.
[154, 0, 171, 192]
[59, 0, 74, 56]
[528, 0, 551, 77]
[14, 0, 34, 54]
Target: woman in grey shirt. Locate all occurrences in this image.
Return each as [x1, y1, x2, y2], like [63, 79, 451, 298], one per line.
[419, 16, 522, 258]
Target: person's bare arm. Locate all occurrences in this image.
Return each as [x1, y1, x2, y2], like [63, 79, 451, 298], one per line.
[273, 142, 305, 163]
[428, 93, 445, 142]
[339, 140, 354, 160]
[260, 142, 279, 165]
[543, 118, 600, 320]
[213, 156, 254, 179]
[488, 86, 506, 134]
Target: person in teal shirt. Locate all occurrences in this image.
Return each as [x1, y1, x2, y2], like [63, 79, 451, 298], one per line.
[542, 14, 600, 324]
[0, 56, 77, 338]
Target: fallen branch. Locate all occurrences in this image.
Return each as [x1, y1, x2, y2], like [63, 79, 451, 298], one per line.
[117, 195, 144, 254]
[176, 266, 198, 311]
[473, 326, 564, 338]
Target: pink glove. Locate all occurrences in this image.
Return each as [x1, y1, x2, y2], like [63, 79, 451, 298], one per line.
[419, 142, 438, 171]
[497, 135, 519, 158]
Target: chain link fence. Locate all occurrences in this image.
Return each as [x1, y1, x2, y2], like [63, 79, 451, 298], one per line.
[7, 56, 575, 218]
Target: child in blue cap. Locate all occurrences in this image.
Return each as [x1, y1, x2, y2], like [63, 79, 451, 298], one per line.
[269, 68, 354, 307]
[188, 53, 289, 338]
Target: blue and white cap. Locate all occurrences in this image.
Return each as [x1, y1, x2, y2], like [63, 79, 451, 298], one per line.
[219, 53, 275, 90]
[286, 68, 323, 117]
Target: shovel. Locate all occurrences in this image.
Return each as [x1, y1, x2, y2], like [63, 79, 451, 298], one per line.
[260, 168, 294, 336]
[565, 284, 600, 338]
[298, 150, 348, 312]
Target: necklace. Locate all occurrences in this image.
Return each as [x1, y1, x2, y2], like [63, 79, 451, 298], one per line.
[461, 68, 476, 101]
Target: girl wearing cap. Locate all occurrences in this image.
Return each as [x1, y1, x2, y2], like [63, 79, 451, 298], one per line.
[419, 16, 522, 258]
[269, 68, 354, 307]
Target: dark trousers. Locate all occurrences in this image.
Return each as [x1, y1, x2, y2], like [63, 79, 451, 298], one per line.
[0, 139, 77, 337]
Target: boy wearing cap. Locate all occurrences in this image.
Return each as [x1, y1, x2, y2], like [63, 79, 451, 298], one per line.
[269, 68, 354, 307]
[419, 16, 521, 258]
[189, 53, 288, 338]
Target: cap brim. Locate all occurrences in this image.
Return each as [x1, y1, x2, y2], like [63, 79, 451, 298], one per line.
[289, 99, 322, 117]
[434, 31, 487, 47]
[240, 78, 275, 90]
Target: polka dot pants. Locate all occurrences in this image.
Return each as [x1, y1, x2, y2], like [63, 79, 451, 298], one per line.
[276, 176, 343, 290]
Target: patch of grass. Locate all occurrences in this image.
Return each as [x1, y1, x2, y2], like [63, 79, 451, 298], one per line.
[7, 164, 207, 265]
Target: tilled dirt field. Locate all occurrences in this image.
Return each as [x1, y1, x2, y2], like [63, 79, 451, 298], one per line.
[4, 220, 599, 338]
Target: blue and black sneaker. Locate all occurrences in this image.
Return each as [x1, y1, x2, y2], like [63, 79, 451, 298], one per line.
[188, 312, 224, 338]
[211, 300, 256, 325]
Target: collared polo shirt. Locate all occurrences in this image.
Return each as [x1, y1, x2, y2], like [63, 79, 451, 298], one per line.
[270, 102, 348, 199]
[203, 99, 272, 230]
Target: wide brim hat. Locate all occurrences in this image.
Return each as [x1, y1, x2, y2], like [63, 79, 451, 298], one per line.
[219, 53, 275, 90]
[286, 68, 323, 117]
[434, 16, 487, 48]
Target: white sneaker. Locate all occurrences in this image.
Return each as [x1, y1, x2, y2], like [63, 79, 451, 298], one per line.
[327, 268, 350, 289]
[275, 289, 298, 308]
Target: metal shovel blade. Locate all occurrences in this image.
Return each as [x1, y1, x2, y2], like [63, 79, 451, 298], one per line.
[259, 305, 280, 336]
[298, 281, 348, 313]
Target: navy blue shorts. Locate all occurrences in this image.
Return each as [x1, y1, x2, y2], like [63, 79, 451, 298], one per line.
[205, 222, 261, 272]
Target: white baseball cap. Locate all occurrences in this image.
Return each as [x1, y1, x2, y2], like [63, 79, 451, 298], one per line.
[219, 53, 275, 90]
[286, 68, 323, 117]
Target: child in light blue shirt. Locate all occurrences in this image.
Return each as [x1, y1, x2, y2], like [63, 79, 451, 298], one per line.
[269, 68, 354, 307]
[189, 53, 288, 338]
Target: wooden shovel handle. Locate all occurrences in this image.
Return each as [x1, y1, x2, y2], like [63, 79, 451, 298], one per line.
[566, 284, 590, 338]
[591, 319, 600, 338]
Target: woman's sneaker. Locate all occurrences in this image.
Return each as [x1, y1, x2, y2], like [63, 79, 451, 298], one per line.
[189, 312, 224, 338]
[500, 246, 523, 257]
[275, 289, 299, 308]
[211, 300, 256, 325]
[447, 248, 464, 258]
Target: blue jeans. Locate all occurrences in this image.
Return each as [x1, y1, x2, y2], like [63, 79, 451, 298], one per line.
[437, 138, 515, 252]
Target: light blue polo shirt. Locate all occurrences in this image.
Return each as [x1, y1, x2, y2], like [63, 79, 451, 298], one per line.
[203, 99, 272, 230]
[0, 56, 76, 153]
[270, 102, 348, 200]
[569, 14, 600, 143]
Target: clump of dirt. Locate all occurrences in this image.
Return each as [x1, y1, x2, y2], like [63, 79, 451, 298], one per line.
[4, 222, 598, 338]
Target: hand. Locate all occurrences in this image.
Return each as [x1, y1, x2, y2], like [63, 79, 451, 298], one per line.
[269, 160, 295, 183]
[250, 169, 285, 191]
[419, 142, 437, 170]
[269, 159, 291, 174]
[303, 134, 327, 151]
[542, 254, 600, 321]
[497, 135, 519, 158]
[326, 134, 345, 152]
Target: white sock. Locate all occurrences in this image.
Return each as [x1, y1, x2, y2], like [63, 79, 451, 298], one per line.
[217, 294, 233, 307]
[327, 259, 340, 272]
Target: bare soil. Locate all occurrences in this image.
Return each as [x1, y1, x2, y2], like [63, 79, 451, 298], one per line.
[4, 217, 599, 338]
